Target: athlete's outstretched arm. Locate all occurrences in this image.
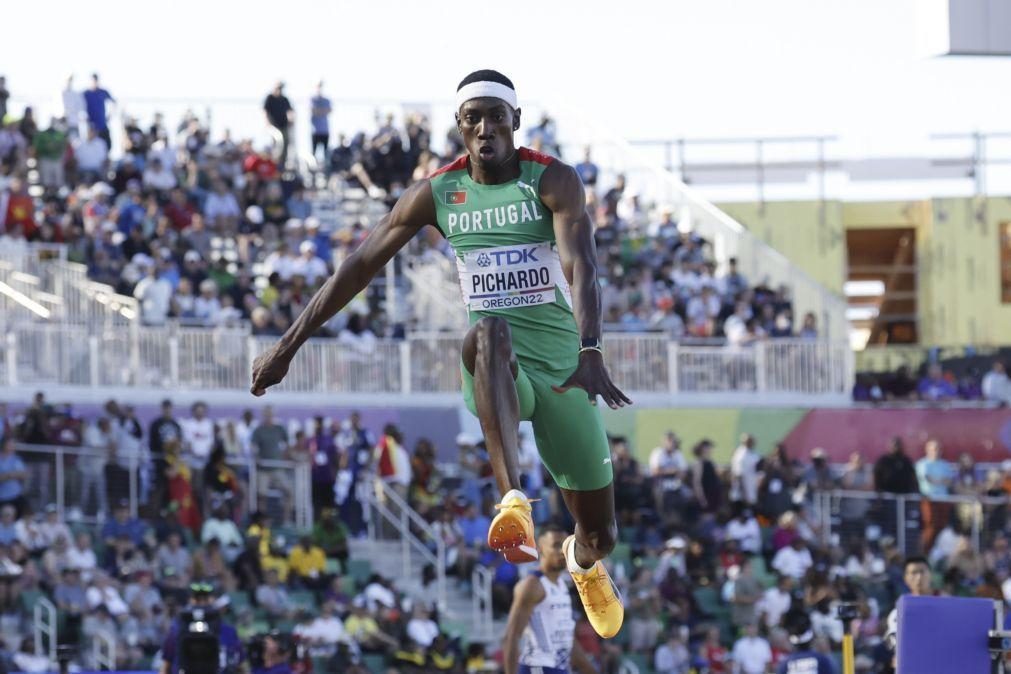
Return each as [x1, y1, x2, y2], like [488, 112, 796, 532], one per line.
[250, 180, 435, 395]
[540, 161, 632, 409]
[501, 576, 546, 674]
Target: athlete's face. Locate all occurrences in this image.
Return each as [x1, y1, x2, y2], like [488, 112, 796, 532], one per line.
[904, 562, 931, 595]
[538, 531, 567, 573]
[457, 98, 520, 169]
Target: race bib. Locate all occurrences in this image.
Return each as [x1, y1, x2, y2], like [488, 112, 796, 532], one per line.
[457, 242, 571, 311]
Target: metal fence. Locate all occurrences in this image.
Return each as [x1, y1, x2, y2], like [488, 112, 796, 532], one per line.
[813, 489, 1006, 558]
[13, 442, 312, 529]
[2, 321, 851, 396]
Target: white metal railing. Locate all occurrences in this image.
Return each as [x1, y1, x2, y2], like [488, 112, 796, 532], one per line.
[471, 564, 495, 641]
[92, 628, 117, 671]
[1, 320, 851, 396]
[12, 442, 311, 529]
[813, 489, 1006, 557]
[363, 478, 448, 612]
[33, 597, 57, 668]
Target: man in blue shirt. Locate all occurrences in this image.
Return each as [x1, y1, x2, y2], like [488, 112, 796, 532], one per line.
[251, 632, 294, 674]
[575, 146, 599, 188]
[915, 439, 954, 551]
[457, 500, 491, 549]
[160, 582, 243, 674]
[102, 498, 148, 548]
[0, 437, 27, 517]
[83, 73, 115, 149]
[310, 81, 332, 164]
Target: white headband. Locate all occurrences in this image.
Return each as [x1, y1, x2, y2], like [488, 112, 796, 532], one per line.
[455, 81, 518, 110]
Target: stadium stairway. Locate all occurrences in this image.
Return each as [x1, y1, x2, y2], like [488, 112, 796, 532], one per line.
[346, 537, 505, 641]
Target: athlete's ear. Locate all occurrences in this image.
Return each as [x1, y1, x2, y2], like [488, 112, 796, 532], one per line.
[513, 107, 522, 131]
[455, 112, 462, 134]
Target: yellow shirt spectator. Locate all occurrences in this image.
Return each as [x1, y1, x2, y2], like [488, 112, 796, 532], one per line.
[288, 542, 326, 578]
[261, 552, 289, 582]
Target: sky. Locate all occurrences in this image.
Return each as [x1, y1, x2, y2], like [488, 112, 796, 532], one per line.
[4, 0, 1010, 195]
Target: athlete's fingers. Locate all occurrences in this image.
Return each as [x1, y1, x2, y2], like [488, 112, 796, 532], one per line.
[610, 382, 633, 406]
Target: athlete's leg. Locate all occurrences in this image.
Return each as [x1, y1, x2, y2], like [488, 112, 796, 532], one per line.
[461, 315, 522, 495]
[559, 484, 617, 568]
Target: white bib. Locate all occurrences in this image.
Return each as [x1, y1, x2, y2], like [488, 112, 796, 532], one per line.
[456, 242, 572, 312]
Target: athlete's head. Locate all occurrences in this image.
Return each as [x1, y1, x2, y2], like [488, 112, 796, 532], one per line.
[903, 556, 932, 596]
[537, 522, 568, 573]
[455, 69, 521, 170]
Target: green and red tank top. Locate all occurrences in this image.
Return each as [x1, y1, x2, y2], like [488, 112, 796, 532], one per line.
[428, 147, 578, 372]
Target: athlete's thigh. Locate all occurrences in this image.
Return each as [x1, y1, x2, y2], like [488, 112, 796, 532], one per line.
[527, 368, 613, 492]
[460, 358, 536, 420]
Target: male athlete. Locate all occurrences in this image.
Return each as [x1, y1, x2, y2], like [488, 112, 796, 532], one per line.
[503, 525, 597, 674]
[251, 69, 629, 637]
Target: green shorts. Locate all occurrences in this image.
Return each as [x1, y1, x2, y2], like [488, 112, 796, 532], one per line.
[461, 360, 613, 492]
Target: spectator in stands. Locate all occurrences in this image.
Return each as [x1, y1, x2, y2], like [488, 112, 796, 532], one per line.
[918, 363, 957, 402]
[692, 439, 722, 514]
[288, 534, 327, 592]
[729, 556, 764, 628]
[82, 417, 114, 517]
[102, 499, 148, 550]
[83, 74, 115, 148]
[456, 500, 490, 550]
[726, 508, 762, 556]
[800, 448, 835, 498]
[344, 597, 399, 652]
[74, 126, 109, 184]
[757, 574, 794, 630]
[156, 531, 192, 584]
[799, 312, 818, 339]
[256, 568, 293, 619]
[0, 506, 17, 545]
[311, 507, 349, 574]
[731, 621, 772, 674]
[134, 260, 173, 325]
[406, 603, 439, 649]
[772, 537, 813, 581]
[292, 241, 328, 285]
[731, 433, 761, 507]
[575, 146, 598, 187]
[649, 431, 689, 515]
[874, 437, 918, 495]
[310, 81, 333, 163]
[653, 632, 690, 674]
[181, 401, 214, 472]
[983, 360, 1011, 405]
[67, 532, 97, 580]
[0, 437, 27, 517]
[54, 566, 87, 642]
[374, 424, 411, 499]
[0, 75, 7, 121]
[916, 439, 954, 551]
[264, 82, 294, 167]
[201, 502, 243, 562]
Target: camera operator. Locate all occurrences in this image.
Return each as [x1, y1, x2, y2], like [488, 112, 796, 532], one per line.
[160, 581, 244, 674]
[250, 632, 293, 674]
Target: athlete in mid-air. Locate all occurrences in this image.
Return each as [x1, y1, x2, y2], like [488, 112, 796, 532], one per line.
[502, 524, 598, 674]
[251, 69, 630, 637]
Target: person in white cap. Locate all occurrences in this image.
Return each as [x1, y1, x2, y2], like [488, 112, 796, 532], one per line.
[291, 240, 328, 285]
[252, 68, 630, 638]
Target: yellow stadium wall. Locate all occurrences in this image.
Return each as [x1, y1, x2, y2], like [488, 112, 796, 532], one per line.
[716, 196, 1011, 347]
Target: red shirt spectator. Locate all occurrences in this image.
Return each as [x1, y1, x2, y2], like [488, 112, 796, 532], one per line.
[243, 152, 278, 181]
[164, 189, 196, 231]
[3, 179, 36, 237]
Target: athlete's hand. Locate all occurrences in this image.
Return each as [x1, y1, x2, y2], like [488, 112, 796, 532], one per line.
[551, 350, 633, 409]
[250, 346, 291, 397]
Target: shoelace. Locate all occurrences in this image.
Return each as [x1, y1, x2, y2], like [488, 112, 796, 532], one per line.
[574, 565, 623, 611]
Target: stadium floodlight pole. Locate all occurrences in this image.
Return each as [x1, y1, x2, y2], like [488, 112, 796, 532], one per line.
[837, 602, 858, 674]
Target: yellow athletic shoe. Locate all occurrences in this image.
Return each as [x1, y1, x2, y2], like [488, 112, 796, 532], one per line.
[487, 489, 538, 564]
[563, 534, 624, 638]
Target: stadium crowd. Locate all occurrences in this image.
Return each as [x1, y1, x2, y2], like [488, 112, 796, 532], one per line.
[0, 392, 1006, 673]
[0, 74, 819, 345]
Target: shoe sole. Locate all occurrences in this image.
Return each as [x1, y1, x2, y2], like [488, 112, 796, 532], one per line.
[488, 510, 538, 563]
